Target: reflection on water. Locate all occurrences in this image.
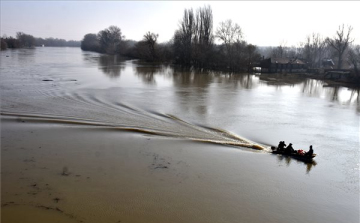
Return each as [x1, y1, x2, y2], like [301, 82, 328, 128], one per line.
[98, 55, 125, 78]
[133, 62, 169, 85]
[3, 48, 359, 162]
[172, 68, 213, 116]
[301, 79, 324, 98]
[170, 68, 258, 90]
[82, 52, 359, 112]
[259, 74, 360, 107]
[135, 63, 360, 111]
[275, 154, 317, 174]
[259, 73, 305, 87]
[165, 69, 261, 116]
[301, 78, 360, 106]
[3, 48, 36, 65]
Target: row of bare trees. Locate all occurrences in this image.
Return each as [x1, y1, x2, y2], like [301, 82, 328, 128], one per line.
[79, 6, 358, 74]
[80, 5, 261, 72]
[265, 24, 358, 72]
[172, 6, 261, 71]
[173, 6, 215, 68]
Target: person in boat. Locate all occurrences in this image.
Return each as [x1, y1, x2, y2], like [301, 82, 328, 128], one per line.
[277, 141, 286, 151]
[305, 145, 314, 156]
[284, 143, 295, 154]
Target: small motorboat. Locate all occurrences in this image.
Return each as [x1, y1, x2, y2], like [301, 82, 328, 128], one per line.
[271, 146, 316, 162]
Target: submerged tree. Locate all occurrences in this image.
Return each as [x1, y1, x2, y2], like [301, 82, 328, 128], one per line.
[173, 8, 196, 66]
[245, 43, 261, 71]
[215, 19, 242, 55]
[215, 19, 243, 69]
[81, 33, 100, 52]
[192, 5, 214, 68]
[16, 32, 35, 48]
[1, 38, 8, 50]
[172, 5, 216, 68]
[144, 32, 159, 60]
[2, 36, 20, 48]
[98, 26, 125, 54]
[135, 32, 159, 62]
[326, 24, 354, 69]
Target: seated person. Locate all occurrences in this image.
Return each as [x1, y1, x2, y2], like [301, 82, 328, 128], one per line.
[277, 141, 286, 151]
[284, 143, 295, 154]
[306, 145, 314, 156]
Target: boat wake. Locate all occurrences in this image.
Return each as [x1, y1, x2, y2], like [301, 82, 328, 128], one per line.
[1, 91, 267, 150]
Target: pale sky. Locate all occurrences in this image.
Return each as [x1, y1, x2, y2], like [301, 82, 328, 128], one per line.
[1, 1, 359, 47]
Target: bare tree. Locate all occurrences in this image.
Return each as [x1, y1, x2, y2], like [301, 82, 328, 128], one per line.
[271, 42, 287, 58]
[348, 45, 360, 76]
[172, 8, 196, 66]
[245, 44, 261, 70]
[181, 8, 195, 65]
[215, 20, 242, 54]
[194, 5, 213, 46]
[193, 5, 214, 67]
[303, 33, 326, 68]
[286, 45, 304, 59]
[98, 26, 125, 54]
[326, 24, 354, 69]
[173, 5, 215, 68]
[215, 19, 243, 69]
[136, 31, 159, 61]
[16, 32, 35, 48]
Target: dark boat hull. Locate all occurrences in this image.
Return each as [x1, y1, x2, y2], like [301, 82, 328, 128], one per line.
[272, 150, 316, 162]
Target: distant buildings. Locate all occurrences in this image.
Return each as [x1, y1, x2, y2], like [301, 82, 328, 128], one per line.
[260, 57, 307, 73]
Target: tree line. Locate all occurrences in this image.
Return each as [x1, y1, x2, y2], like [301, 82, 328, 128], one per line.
[261, 25, 359, 73]
[1, 32, 80, 50]
[2, 5, 358, 76]
[80, 6, 262, 72]
[80, 5, 359, 75]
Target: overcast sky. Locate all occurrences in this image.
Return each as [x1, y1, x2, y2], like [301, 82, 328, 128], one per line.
[1, 1, 359, 46]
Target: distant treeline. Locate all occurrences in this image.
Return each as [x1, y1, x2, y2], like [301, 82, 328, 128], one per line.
[80, 5, 359, 74]
[81, 6, 261, 72]
[1, 32, 80, 50]
[81, 5, 360, 75]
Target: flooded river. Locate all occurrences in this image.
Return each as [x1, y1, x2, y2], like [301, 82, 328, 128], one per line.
[1, 47, 359, 223]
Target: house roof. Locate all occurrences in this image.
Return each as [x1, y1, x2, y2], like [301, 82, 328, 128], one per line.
[270, 58, 306, 65]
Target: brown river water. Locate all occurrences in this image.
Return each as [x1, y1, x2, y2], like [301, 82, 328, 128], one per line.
[1, 47, 359, 223]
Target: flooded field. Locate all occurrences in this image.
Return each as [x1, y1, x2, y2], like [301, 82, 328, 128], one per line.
[1, 47, 359, 223]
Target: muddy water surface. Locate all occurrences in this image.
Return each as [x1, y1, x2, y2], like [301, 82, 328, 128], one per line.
[1, 47, 359, 223]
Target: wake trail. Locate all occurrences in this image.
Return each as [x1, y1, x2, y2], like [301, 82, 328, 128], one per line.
[1, 94, 267, 150]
